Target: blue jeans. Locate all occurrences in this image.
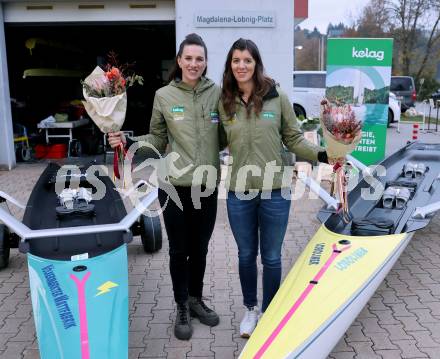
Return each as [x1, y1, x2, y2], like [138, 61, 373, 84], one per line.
[227, 189, 291, 312]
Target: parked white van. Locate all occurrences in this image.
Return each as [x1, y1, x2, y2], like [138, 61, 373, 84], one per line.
[293, 71, 401, 126]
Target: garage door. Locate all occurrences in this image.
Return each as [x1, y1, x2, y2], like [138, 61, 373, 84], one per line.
[3, 1, 175, 23]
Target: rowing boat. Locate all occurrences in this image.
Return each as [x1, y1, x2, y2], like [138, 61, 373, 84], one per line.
[0, 163, 160, 358]
[239, 142, 440, 359]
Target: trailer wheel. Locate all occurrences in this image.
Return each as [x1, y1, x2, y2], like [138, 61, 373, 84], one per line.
[0, 225, 10, 269]
[140, 215, 162, 253]
[387, 108, 394, 127]
[16, 147, 31, 162]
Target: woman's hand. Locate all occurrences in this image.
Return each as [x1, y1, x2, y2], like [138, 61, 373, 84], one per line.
[318, 151, 344, 165]
[328, 156, 345, 166]
[107, 131, 126, 149]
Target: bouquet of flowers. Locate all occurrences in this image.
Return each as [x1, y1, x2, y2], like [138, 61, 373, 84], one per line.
[320, 99, 362, 221]
[82, 52, 143, 182]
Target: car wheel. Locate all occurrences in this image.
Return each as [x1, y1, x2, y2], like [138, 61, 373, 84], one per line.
[387, 109, 394, 127]
[139, 214, 162, 253]
[0, 225, 10, 269]
[293, 104, 306, 119]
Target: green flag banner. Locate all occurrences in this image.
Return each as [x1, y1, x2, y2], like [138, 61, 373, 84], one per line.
[326, 38, 394, 165]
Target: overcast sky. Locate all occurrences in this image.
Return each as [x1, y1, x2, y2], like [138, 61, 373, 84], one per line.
[300, 0, 371, 33]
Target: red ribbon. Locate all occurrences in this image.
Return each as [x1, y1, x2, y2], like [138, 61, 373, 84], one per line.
[333, 161, 351, 223]
[113, 143, 127, 180]
[333, 162, 342, 172]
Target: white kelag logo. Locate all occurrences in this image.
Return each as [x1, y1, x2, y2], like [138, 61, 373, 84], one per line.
[352, 47, 384, 61]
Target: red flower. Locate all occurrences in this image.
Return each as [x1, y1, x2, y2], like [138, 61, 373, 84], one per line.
[106, 67, 121, 81]
[111, 67, 120, 76]
[82, 52, 143, 98]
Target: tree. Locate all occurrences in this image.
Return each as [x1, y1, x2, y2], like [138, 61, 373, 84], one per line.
[294, 27, 321, 70]
[357, 0, 392, 37]
[388, 0, 440, 82]
[349, 0, 440, 87]
[413, 2, 440, 82]
[327, 23, 348, 37]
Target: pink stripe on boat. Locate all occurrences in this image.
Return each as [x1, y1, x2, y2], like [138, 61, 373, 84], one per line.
[253, 244, 351, 359]
[70, 272, 91, 359]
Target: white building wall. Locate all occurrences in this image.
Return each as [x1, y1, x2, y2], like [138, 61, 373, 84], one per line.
[0, 0, 296, 170]
[3, 1, 175, 22]
[0, 4, 15, 170]
[175, 0, 294, 101]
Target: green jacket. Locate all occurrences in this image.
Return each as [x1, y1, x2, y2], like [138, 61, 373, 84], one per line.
[219, 85, 323, 192]
[129, 77, 221, 188]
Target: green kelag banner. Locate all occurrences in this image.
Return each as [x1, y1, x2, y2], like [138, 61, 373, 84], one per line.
[326, 38, 393, 165]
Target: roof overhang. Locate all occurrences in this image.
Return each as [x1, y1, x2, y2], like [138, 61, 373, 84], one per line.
[294, 0, 308, 26]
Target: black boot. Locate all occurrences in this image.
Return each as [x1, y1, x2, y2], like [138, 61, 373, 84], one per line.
[174, 302, 193, 340]
[188, 296, 220, 327]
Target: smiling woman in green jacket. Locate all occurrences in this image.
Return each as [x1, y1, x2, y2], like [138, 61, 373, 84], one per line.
[219, 38, 329, 338]
[108, 33, 221, 341]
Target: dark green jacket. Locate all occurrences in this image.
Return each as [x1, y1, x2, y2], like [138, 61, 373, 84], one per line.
[130, 77, 221, 188]
[219, 85, 324, 192]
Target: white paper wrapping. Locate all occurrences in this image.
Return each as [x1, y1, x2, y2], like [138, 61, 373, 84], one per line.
[320, 119, 362, 159]
[82, 66, 127, 133]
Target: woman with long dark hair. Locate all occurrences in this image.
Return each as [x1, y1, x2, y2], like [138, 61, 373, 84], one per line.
[108, 33, 221, 340]
[219, 38, 329, 338]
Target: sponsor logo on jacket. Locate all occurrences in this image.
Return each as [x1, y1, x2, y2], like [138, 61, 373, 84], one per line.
[171, 106, 185, 121]
[262, 111, 276, 120]
[210, 111, 219, 123]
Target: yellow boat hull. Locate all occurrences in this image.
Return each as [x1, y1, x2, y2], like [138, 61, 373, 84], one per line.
[239, 225, 412, 359]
